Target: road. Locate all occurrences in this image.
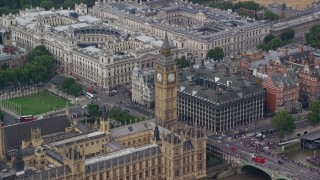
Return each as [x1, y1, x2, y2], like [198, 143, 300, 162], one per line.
[207, 131, 320, 180]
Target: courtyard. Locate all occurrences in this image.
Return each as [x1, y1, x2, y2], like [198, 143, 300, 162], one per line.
[1, 91, 71, 116]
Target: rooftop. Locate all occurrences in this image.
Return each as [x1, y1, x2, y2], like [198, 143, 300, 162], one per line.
[85, 144, 158, 165]
[50, 131, 104, 146]
[301, 131, 320, 141]
[52, 22, 89, 32]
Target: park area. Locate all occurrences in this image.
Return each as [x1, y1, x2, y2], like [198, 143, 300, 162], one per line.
[1, 91, 71, 116]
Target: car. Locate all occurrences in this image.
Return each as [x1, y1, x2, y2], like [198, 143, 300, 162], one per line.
[111, 90, 118, 93]
[218, 136, 222, 140]
[278, 160, 284, 164]
[82, 105, 87, 109]
[217, 140, 223, 144]
[37, 116, 44, 120]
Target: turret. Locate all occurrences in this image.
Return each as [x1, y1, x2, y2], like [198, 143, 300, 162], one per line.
[31, 127, 43, 147]
[100, 107, 110, 135]
[99, 49, 113, 65]
[64, 147, 85, 177]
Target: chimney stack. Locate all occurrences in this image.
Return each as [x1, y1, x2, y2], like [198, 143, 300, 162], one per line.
[299, 45, 304, 53]
[308, 52, 314, 62]
[289, 56, 294, 63]
[284, 48, 288, 57]
[262, 64, 267, 74]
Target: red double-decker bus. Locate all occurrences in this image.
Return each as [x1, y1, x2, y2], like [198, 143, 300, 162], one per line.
[252, 155, 266, 164]
[19, 115, 34, 122]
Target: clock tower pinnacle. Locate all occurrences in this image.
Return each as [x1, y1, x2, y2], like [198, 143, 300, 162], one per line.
[154, 32, 178, 130]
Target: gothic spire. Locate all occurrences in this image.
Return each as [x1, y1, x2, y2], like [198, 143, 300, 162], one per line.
[162, 32, 171, 50]
[160, 32, 172, 56]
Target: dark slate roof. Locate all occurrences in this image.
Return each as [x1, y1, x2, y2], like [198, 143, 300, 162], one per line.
[271, 70, 299, 88]
[85, 145, 161, 173]
[301, 131, 320, 141]
[51, 75, 65, 86]
[76, 122, 92, 133]
[179, 66, 264, 106]
[46, 150, 64, 164]
[4, 115, 71, 151]
[16, 165, 71, 180]
[104, 140, 125, 151]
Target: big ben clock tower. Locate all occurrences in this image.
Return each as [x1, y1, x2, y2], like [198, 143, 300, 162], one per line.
[154, 32, 178, 129]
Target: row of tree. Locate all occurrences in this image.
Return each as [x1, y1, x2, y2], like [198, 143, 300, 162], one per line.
[257, 28, 295, 51]
[0, 0, 96, 14]
[86, 104, 144, 125]
[271, 100, 320, 138]
[58, 77, 83, 97]
[305, 25, 320, 49]
[0, 46, 55, 90]
[208, 1, 262, 11]
[207, 1, 279, 21]
[0, 110, 4, 122]
[175, 47, 225, 69]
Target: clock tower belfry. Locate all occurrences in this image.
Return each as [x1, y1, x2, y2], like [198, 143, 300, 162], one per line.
[154, 32, 178, 129]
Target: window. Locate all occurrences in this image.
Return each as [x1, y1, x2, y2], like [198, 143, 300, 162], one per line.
[175, 170, 179, 176]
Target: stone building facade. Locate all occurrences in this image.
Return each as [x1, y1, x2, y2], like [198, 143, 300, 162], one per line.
[131, 64, 155, 108]
[178, 63, 265, 133]
[0, 111, 206, 180]
[270, 10, 320, 39]
[91, 0, 271, 58]
[0, 30, 206, 180]
[1, 6, 187, 91]
[0, 45, 26, 69]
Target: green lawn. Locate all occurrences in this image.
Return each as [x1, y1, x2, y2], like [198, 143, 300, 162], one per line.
[1, 91, 71, 115]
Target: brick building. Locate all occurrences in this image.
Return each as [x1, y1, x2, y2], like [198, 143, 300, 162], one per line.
[280, 46, 320, 101]
[261, 58, 300, 113]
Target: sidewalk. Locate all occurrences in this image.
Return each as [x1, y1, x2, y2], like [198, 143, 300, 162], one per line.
[45, 85, 87, 104]
[0, 106, 19, 118]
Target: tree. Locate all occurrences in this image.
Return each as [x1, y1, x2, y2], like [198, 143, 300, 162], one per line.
[209, 2, 233, 10]
[40, 1, 54, 10]
[69, 83, 82, 97]
[1, 64, 9, 70]
[207, 47, 224, 61]
[271, 111, 296, 138]
[280, 28, 295, 41]
[263, 34, 276, 44]
[59, 78, 76, 93]
[305, 25, 320, 49]
[267, 37, 283, 51]
[0, 110, 4, 121]
[176, 56, 190, 69]
[233, 1, 262, 11]
[259, 11, 280, 21]
[238, 11, 254, 18]
[88, 104, 99, 119]
[308, 100, 320, 126]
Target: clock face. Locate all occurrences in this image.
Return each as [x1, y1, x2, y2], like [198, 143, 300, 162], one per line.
[157, 72, 162, 82]
[168, 73, 175, 82]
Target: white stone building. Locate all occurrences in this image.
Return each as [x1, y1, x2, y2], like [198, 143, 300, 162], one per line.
[1, 4, 186, 91]
[131, 64, 155, 108]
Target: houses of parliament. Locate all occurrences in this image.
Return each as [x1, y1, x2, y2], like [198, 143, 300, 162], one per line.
[0, 34, 207, 180]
